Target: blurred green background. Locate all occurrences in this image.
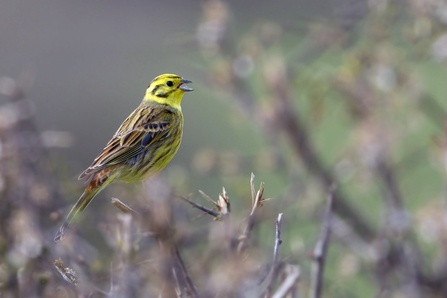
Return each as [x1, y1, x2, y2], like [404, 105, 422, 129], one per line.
[2, 0, 447, 297]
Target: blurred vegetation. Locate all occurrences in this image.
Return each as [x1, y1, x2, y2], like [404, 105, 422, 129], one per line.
[2, 0, 447, 297]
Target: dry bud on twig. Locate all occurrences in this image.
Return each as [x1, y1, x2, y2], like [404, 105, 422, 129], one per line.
[54, 259, 78, 286]
[111, 198, 139, 218]
[238, 174, 271, 254]
[199, 187, 231, 219]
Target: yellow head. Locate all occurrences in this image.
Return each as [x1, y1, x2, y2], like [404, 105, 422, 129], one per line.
[143, 74, 193, 110]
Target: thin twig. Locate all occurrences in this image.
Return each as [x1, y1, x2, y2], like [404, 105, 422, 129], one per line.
[197, 188, 231, 218]
[199, 190, 217, 206]
[265, 213, 284, 297]
[375, 156, 423, 294]
[309, 186, 335, 298]
[113, 196, 199, 297]
[237, 180, 265, 254]
[172, 268, 183, 298]
[271, 264, 300, 298]
[251, 172, 256, 207]
[250, 183, 264, 216]
[111, 198, 140, 218]
[331, 215, 378, 262]
[178, 195, 220, 218]
[174, 246, 200, 298]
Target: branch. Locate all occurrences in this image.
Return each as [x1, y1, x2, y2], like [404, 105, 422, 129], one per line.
[177, 195, 220, 218]
[374, 155, 423, 294]
[112, 197, 200, 298]
[265, 213, 284, 297]
[271, 264, 300, 298]
[111, 198, 140, 218]
[251, 172, 256, 207]
[309, 186, 335, 298]
[273, 82, 375, 240]
[172, 268, 183, 298]
[237, 176, 265, 254]
[174, 247, 200, 298]
[331, 215, 378, 262]
[198, 188, 231, 218]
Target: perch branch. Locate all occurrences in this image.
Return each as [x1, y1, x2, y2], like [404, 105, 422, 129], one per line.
[178, 195, 220, 218]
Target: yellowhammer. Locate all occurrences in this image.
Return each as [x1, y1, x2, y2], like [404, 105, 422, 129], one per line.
[54, 74, 193, 242]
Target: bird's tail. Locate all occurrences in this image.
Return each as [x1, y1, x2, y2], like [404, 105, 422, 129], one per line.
[54, 182, 104, 242]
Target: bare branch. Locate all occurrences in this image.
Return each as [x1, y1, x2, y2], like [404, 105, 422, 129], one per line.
[271, 264, 301, 298]
[172, 268, 183, 298]
[309, 186, 335, 298]
[111, 198, 140, 218]
[265, 213, 284, 297]
[331, 215, 379, 262]
[174, 247, 200, 298]
[251, 172, 256, 207]
[250, 182, 265, 216]
[178, 195, 220, 218]
[273, 80, 375, 240]
[199, 189, 217, 205]
[237, 178, 265, 254]
[197, 188, 231, 218]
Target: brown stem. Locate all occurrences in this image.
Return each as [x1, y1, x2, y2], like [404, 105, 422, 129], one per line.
[275, 89, 375, 240]
[309, 187, 335, 298]
[265, 213, 284, 297]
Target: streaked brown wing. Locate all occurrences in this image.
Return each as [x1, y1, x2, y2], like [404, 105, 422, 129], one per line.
[79, 104, 174, 180]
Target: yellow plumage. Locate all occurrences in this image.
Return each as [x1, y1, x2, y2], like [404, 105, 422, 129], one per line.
[54, 74, 193, 241]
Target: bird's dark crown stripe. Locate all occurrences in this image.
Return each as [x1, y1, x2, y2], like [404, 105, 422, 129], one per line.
[150, 75, 181, 86]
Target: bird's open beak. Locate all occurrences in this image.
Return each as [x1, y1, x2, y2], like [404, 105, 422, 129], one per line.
[179, 78, 193, 91]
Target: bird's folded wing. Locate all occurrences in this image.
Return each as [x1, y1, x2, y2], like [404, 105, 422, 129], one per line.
[79, 107, 173, 180]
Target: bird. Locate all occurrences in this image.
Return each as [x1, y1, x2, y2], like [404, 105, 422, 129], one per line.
[54, 74, 193, 242]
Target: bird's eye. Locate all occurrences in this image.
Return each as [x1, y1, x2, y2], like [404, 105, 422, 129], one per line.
[166, 81, 174, 87]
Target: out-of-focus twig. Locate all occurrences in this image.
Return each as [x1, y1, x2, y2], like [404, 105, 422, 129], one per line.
[174, 247, 200, 298]
[309, 186, 335, 298]
[112, 196, 200, 298]
[111, 198, 140, 218]
[274, 88, 375, 240]
[172, 268, 183, 298]
[374, 155, 423, 295]
[376, 158, 405, 220]
[331, 215, 379, 262]
[265, 213, 284, 297]
[251, 172, 256, 207]
[237, 176, 265, 254]
[271, 264, 300, 298]
[0, 75, 72, 296]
